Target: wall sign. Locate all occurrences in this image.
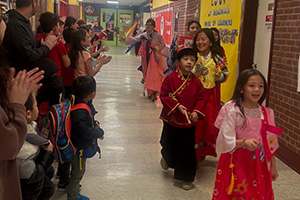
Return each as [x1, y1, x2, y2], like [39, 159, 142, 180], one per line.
[153, 7, 173, 47]
[85, 6, 94, 14]
[200, 0, 242, 102]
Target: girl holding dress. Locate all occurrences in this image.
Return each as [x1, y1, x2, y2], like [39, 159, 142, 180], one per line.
[212, 68, 281, 200]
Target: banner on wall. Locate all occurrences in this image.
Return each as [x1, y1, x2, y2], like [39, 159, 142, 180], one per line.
[153, 7, 173, 47]
[200, 0, 242, 102]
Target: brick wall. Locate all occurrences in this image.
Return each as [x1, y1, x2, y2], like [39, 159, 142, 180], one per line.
[69, 4, 79, 19]
[151, 0, 200, 69]
[269, 0, 300, 173]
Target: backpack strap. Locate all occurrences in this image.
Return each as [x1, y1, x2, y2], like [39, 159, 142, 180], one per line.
[71, 103, 92, 118]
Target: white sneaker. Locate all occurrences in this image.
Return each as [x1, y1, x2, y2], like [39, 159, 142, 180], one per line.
[181, 182, 194, 190]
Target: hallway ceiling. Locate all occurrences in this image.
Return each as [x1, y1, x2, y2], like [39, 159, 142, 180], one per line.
[80, 0, 148, 7]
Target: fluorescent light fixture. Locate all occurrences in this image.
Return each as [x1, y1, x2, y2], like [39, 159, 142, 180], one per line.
[107, 1, 119, 4]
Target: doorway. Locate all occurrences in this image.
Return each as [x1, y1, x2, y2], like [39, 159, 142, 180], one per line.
[238, 0, 259, 72]
[100, 8, 134, 47]
[100, 8, 117, 46]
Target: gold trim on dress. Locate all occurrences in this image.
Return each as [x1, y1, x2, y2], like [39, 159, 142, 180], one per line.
[167, 103, 180, 116]
[193, 110, 205, 117]
[172, 69, 191, 96]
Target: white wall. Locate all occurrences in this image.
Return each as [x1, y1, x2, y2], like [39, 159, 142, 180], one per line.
[253, 0, 275, 80]
[143, 12, 151, 25]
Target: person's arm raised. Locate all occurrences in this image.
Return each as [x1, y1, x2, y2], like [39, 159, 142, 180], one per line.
[9, 68, 44, 105]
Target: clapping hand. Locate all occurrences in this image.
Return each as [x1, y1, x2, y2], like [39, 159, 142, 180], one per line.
[8, 68, 44, 105]
[96, 54, 112, 66]
[41, 31, 59, 50]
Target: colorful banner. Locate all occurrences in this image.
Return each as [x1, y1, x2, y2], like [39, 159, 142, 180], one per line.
[200, 0, 242, 102]
[153, 7, 173, 47]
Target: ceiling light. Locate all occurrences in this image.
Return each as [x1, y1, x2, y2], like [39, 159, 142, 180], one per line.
[107, 1, 119, 4]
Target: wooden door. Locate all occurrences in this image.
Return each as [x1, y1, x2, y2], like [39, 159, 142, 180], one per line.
[238, 0, 259, 72]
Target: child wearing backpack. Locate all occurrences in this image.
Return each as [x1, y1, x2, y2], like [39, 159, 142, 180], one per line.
[17, 92, 55, 200]
[36, 12, 73, 190]
[68, 76, 104, 200]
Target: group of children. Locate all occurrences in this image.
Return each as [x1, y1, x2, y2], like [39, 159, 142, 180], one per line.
[15, 13, 111, 200]
[0, 9, 282, 199]
[158, 21, 281, 200]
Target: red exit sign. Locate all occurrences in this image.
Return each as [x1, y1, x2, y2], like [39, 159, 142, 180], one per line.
[266, 15, 273, 22]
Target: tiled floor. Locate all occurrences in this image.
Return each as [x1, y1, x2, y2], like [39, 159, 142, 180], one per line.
[51, 46, 300, 200]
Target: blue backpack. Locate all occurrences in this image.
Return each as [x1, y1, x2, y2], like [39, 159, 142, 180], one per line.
[49, 98, 91, 163]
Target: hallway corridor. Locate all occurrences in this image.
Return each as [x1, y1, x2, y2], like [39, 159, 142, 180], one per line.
[51, 46, 300, 200]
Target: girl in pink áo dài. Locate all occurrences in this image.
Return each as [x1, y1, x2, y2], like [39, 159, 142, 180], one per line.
[212, 68, 281, 200]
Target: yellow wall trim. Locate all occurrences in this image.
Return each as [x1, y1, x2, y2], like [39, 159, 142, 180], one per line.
[152, 0, 172, 10]
[69, 0, 79, 6]
[47, 0, 54, 12]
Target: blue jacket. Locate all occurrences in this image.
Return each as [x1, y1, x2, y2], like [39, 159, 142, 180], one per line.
[70, 97, 104, 150]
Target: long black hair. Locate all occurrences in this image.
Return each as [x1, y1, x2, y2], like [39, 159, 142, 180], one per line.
[211, 27, 221, 46]
[192, 28, 224, 66]
[186, 20, 201, 31]
[64, 16, 77, 29]
[69, 29, 86, 70]
[231, 68, 267, 124]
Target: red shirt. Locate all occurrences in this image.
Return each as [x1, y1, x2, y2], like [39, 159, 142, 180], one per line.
[61, 44, 75, 86]
[160, 69, 207, 128]
[35, 34, 68, 76]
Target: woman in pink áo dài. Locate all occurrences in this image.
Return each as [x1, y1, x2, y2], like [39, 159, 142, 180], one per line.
[125, 18, 166, 101]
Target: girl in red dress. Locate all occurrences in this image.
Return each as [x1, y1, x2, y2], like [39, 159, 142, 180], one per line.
[212, 69, 281, 200]
[192, 28, 228, 161]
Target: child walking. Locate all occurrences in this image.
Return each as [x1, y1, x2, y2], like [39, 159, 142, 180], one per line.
[212, 68, 281, 199]
[192, 28, 229, 161]
[159, 47, 207, 190]
[68, 76, 104, 200]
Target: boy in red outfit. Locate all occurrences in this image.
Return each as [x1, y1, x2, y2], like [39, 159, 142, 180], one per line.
[159, 47, 207, 190]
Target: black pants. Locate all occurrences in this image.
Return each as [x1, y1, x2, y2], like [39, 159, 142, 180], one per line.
[21, 167, 55, 200]
[57, 161, 71, 185]
[37, 166, 54, 200]
[160, 122, 196, 182]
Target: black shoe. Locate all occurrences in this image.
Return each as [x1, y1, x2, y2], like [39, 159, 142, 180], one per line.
[58, 181, 82, 192]
[57, 180, 69, 192]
